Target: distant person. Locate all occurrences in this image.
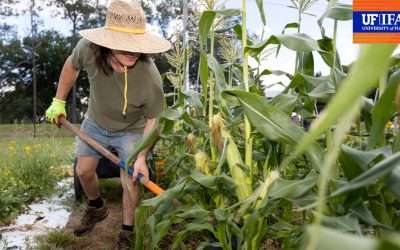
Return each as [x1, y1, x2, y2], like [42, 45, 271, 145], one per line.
[45, 0, 170, 248]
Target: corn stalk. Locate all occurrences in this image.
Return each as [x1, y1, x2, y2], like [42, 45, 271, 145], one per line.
[242, 0, 253, 177]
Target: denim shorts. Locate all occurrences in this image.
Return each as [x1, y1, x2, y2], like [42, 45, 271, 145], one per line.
[75, 117, 142, 162]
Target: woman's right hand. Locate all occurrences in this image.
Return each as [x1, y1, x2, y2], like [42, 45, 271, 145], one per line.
[45, 97, 67, 126]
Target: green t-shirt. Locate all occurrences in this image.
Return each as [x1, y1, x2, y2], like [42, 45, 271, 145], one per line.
[70, 38, 164, 132]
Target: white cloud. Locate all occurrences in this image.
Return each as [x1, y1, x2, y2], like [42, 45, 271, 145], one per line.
[0, 85, 16, 94]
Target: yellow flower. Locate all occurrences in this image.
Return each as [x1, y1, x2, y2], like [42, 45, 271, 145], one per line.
[4, 169, 11, 176]
[24, 146, 32, 154]
[386, 121, 393, 129]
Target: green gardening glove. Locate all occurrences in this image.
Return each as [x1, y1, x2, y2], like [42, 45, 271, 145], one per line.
[45, 98, 66, 125]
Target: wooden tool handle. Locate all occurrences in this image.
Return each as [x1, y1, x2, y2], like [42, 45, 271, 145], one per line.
[59, 117, 165, 196]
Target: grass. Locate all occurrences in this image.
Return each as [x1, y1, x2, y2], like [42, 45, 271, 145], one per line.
[0, 122, 75, 140]
[0, 123, 76, 225]
[33, 230, 87, 250]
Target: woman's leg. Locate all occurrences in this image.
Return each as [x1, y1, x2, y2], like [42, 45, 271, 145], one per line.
[120, 170, 140, 225]
[111, 133, 142, 226]
[73, 117, 109, 236]
[76, 156, 100, 200]
[75, 117, 109, 199]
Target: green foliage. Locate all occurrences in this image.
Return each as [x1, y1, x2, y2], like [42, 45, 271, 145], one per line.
[303, 226, 400, 250]
[332, 152, 400, 198]
[47, 0, 104, 36]
[127, 1, 400, 248]
[368, 70, 400, 148]
[292, 44, 396, 159]
[0, 136, 74, 225]
[35, 230, 78, 250]
[255, 0, 266, 25]
[222, 89, 323, 170]
[0, 31, 70, 123]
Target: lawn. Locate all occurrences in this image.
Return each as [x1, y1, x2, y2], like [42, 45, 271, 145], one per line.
[0, 123, 76, 225]
[0, 123, 76, 140]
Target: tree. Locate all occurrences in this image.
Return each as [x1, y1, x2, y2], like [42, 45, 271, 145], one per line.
[0, 0, 20, 17]
[0, 37, 33, 123]
[0, 31, 71, 123]
[0, 0, 19, 42]
[140, 0, 202, 90]
[0, 39, 28, 91]
[29, 0, 39, 136]
[0, 24, 17, 41]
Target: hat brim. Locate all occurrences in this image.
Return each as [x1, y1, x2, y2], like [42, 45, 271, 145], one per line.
[79, 28, 171, 54]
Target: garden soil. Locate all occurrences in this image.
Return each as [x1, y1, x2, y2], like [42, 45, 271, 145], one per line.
[65, 179, 124, 250]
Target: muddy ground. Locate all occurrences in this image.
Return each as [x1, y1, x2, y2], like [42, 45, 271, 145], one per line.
[64, 179, 125, 250]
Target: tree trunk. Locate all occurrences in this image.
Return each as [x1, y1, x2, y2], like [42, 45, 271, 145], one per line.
[30, 0, 37, 137]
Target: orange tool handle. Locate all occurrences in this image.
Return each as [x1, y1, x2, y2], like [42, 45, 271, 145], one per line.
[139, 177, 165, 196]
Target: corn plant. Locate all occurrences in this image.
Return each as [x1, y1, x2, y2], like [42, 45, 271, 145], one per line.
[128, 1, 400, 249]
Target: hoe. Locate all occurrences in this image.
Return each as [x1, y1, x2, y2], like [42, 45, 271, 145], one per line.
[59, 117, 165, 196]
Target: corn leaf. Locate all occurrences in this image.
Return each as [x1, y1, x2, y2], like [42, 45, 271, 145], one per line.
[331, 152, 400, 197]
[319, 214, 361, 234]
[269, 93, 297, 114]
[269, 170, 318, 200]
[291, 44, 397, 159]
[298, 51, 315, 76]
[317, 37, 343, 71]
[282, 22, 299, 34]
[127, 119, 161, 165]
[215, 8, 240, 16]
[351, 203, 393, 229]
[222, 89, 323, 170]
[255, 0, 266, 25]
[386, 166, 400, 201]
[199, 10, 216, 51]
[368, 70, 400, 148]
[199, 52, 209, 101]
[172, 223, 216, 249]
[245, 33, 320, 57]
[277, 33, 321, 52]
[325, 3, 353, 21]
[189, 170, 236, 192]
[208, 54, 228, 94]
[303, 226, 376, 250]
[339, 145, 390, 180]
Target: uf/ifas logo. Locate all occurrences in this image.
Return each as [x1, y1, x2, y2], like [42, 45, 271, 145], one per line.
[362, 13, 400, 26]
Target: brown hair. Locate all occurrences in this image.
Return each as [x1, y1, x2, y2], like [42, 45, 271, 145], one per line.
[90, 43, 150, 75]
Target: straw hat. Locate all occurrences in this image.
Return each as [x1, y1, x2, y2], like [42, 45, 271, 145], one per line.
[79, 0, 171, 54]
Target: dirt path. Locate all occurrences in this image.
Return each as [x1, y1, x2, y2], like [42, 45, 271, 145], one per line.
[64, 179, 124, 250]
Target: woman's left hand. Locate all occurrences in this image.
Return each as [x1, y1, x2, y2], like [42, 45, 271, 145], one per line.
[132, 157, 149, 183]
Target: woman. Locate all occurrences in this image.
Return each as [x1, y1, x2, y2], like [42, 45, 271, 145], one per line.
[45, 0, 170, 249]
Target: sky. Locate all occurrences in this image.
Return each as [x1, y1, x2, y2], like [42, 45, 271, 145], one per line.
[232, 0, 355, 95]
[3, 0, 356, 95]
[225, 0, 356, 95]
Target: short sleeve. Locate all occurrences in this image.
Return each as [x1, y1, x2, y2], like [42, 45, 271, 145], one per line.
[144, 61, 164, 119]
[70, 38, 91, 70]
